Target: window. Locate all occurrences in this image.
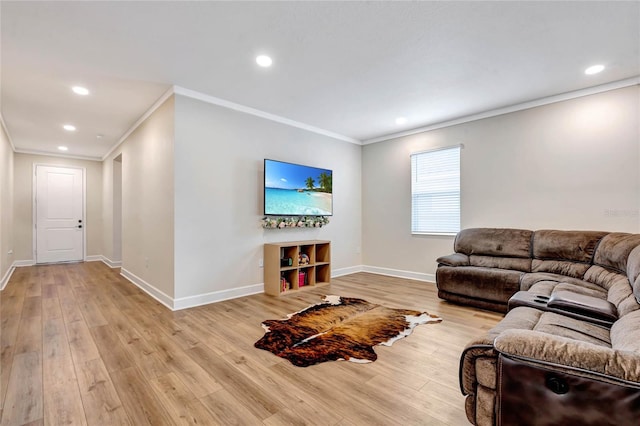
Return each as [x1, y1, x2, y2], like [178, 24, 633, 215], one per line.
[411, 145, 460, 235]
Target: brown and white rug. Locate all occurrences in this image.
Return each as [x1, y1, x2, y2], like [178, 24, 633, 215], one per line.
[254, 295, 442, 367]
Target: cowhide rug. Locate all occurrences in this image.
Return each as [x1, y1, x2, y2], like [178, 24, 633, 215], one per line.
[254, 295, 442, 367]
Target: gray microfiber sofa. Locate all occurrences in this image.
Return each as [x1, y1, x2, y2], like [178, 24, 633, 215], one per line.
[436, 228, 640, 425]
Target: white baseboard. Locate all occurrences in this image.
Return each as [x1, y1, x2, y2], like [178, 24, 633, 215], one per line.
[99, 256, 122, 268]
[361, 265, 436, 283]
[120, 268, 174, 310]
[332, 265, 364, 277]
[173, 283, 265, 311]
[120, 268, 264, 311]
[83, 255, 122, 268]
[4, 256, 434, 308]
[331, 264, 436, 283]
[171, 263, 431, 310]
[0, 264, 16, 291]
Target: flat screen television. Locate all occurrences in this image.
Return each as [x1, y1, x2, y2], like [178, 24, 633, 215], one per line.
[264, 159, 333, 216]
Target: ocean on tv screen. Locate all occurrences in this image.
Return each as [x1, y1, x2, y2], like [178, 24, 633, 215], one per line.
[265, 188, 332, 216]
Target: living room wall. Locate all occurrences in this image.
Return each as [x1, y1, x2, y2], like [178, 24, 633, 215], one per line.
[12, 153, 103, 262]
[362, 85, 640, 280]
[0, 123, 14, 286]
[102, 95, 175, 300]
[173, 94, 362, 304]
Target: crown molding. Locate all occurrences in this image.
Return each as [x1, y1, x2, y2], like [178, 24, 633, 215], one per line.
[173, 85, 362, 145]
[363, 76, 640, 145]
[13, 148, 102, 162]
[102, 86, 175, 161]
[0, 112, 16, 151]
[9, 75, 636, 159]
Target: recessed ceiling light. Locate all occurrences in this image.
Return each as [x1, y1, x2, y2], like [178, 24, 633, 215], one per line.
[96, 134, 103, 139]
[63, 124, 76, 131]
[585, 64, 605, 75]
[395, 117, 408, 125]
[58, 146, 68, 151]
[72, 86, 89, 95]
[256, 55, 273, 67]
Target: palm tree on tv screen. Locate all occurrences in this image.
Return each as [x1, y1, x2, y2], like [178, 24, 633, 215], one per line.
[305, 177, 315, 190]
[318, 172, 332, 193]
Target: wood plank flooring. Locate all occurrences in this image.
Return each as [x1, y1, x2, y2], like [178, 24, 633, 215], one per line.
[0, 262, 502, 425]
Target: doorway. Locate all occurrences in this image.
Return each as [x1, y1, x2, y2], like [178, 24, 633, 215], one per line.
[34, 165, 85, 263]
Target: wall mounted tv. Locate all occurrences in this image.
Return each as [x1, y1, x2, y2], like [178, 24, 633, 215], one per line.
[264, 159, 333, 216]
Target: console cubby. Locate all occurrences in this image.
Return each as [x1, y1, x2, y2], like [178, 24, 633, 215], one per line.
[264, 240, 331, 296]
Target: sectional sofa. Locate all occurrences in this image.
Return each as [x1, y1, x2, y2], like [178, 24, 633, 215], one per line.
[436, 228, 640, 425]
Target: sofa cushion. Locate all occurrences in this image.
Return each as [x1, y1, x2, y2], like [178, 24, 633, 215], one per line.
[520, 272, 603, 293]
[615, 292, 640, 318]
[436, 266, 522, 303]
[552, 282, 607, 298]
[454, 228, 532, 258]
[469, 255, 531, 272]
[584, 265, 630, 291]
[627, 246, 640, 304]
[611, 310, 640, 353]
[583, 265, 639, 317]
[531, 259, 590, 279]
[532, 230, 607, 263]
[526, 281, 557, 296]
[607, 280, 640, 317]
[593, 233, 640, 274]
[526, 281, 608, 301]
[532, 311, 611, 347]
[627, 246, 640, 284]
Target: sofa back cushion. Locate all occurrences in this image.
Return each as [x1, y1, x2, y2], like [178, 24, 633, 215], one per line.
[532, 230, 608, 263]
[454, 228, 532, 258]
[469, 255, 531, 272]
[626, 246, 640, 304]
[611, 309, 640, 353]
[531, 260, 590, 279]
[593, 233, 640, 274]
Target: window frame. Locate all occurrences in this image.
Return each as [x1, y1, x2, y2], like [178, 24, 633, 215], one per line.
[410, 145, 461, 236]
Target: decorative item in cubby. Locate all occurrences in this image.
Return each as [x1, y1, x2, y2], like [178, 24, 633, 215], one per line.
[281, 257, 293, 267]
[280, 276, 290, 292]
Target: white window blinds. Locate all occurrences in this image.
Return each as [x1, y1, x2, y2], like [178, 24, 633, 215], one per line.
[411, 146, 461, 235]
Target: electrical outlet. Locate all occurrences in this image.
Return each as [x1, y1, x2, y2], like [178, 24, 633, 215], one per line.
[259, 258, 264, 268]
[7, 249, 13, 255]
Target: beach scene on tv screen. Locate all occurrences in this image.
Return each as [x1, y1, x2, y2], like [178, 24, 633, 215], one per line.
[265, 160, 332, 216]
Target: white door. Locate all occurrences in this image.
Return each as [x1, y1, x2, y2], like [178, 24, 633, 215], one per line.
[35, 165, 84, 263]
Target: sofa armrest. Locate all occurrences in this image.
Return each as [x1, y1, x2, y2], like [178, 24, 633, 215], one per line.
[437, 253, 470, 267]
[494, 329, 640, 384]
[459, 343, 496, 395]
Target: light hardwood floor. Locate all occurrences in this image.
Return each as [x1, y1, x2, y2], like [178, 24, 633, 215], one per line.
[0, 262, 502, 425]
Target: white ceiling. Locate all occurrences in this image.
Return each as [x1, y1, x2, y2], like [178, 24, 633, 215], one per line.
[1, 1, 639, 160]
